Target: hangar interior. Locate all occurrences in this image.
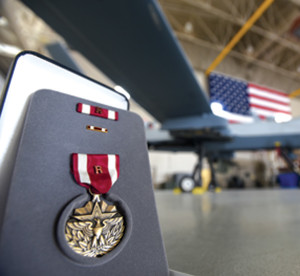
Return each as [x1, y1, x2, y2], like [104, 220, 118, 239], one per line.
[1, 0, 300, 275]
[1, 0, 300, 190]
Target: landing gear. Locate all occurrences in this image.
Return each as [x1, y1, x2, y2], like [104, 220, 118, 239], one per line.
[192, 146, 204, 188]
[207, 155, 222, 193]
[178, 145, 221, 193]
[179, 176, 195, 193]
[179, 145, 203, 193]
[207, 155, 217, 190]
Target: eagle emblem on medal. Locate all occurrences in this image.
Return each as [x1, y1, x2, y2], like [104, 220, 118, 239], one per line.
[65, 194, 125, 258]
[62, 122, 124, 258]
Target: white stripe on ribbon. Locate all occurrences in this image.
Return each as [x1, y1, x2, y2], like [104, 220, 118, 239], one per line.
[78, 153, 91, 184]
[108, 110, 116, 120]
[81, 104, 91, 114]
[248, 87, 290, 103]
[108, 154, 118, 186]
[248, 98, 291, 112]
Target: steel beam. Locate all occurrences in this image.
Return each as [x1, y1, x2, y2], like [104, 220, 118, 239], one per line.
[205, 0, 274, 75]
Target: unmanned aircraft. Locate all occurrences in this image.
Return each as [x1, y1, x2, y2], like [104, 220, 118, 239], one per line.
[20, 0, 300, 191]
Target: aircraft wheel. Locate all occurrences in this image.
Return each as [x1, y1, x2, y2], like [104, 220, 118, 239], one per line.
[179, 176, 195, 193]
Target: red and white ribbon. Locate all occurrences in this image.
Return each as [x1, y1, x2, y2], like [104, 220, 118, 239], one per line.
[77, 103, 118, 121]
[71, 153, 120, 194]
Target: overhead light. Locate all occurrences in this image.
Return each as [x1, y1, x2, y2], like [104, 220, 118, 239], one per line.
[274, 113, 292, 123]
[184, 21, 193, 34]
[0, 17, 8, 27]
[0, 44, 22, 57]
[114, 85, 130, 100]
[246, 45, 254, 54]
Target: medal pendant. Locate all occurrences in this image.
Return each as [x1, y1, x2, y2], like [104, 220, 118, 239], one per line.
[65, 194, 125, 258]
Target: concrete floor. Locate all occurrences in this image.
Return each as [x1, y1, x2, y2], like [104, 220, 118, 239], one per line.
[155, 189, 300, 276]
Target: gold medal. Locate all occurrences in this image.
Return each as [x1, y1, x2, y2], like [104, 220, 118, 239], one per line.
[67, 153, 124, 257]
[65, 193, 125, 258]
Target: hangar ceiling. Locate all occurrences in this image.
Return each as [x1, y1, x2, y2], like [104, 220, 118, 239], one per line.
[1, 0, 300, 95]
[158, 0, 300, 93]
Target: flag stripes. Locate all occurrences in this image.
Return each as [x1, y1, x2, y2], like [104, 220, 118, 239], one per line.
[209, 73, 291, 123]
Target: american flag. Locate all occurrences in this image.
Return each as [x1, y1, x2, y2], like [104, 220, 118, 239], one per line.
[208, 73, 291, 123]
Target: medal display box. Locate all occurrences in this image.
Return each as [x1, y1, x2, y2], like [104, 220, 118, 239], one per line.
[0, 90, 174, 275]
[0, 52, 129, 232]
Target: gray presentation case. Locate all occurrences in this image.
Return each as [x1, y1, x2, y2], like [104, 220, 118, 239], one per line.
[0, 90, 187, 275]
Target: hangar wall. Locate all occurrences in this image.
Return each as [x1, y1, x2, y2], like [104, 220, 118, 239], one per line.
[130, 67, 300, 188]
[181, 39, 300, 117]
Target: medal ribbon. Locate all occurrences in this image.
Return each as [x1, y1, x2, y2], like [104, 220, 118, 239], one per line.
[77, 103, 118, 121]
[71, 153, 120, 194]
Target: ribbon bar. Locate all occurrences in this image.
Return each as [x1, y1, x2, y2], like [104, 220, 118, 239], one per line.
[77, 103, 119, 121]
[72, 153, 120, 194]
